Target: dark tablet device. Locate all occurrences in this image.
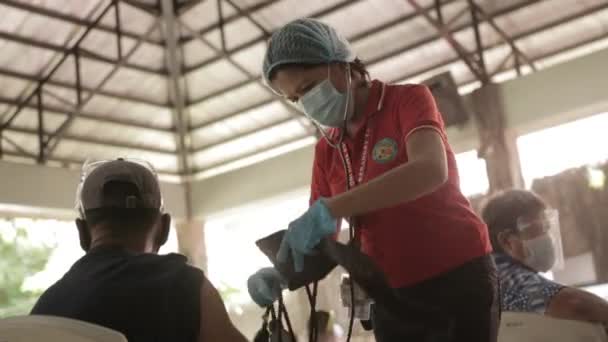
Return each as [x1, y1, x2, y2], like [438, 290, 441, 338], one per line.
[256, 230, 452, 334]
[255, 230, 337, 291]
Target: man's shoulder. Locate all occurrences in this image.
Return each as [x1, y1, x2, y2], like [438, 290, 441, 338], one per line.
[136, 252, 189, 265]
[30, 281, 61, 314]
[31, 252, 205, 312]
[132, 252, 205, 280]
[59, 250, 203, 288]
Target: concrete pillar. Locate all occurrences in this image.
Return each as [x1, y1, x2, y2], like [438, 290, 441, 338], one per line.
[472, 83, 524, 193]
[176, 220, 207, 272]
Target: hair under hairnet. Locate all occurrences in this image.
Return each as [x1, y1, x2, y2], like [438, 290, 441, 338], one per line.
[262, 18, 356, 85]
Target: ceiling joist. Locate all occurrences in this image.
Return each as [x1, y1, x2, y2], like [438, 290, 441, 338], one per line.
[0, 0, 605, 177]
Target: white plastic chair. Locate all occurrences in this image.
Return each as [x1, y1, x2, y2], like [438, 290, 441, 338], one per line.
[0, 315, 128, 342]
[499, 311, 607, 342]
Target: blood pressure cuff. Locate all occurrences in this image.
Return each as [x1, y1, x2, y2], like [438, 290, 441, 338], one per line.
[256, 230, 337, 291]
[256, 230, 451, 333]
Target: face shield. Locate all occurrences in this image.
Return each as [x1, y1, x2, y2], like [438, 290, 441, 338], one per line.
[516, 208, 564, 272]
[75, 158, 164, 219]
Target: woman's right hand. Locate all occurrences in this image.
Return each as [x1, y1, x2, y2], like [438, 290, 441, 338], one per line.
[277, 199, 337, 272]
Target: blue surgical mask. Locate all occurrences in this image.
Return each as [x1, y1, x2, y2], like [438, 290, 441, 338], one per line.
[298, 67, 352, 128]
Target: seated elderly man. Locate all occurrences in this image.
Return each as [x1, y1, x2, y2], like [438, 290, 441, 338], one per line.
[482, 189, 608, 325]
[30, 158, 247, 342]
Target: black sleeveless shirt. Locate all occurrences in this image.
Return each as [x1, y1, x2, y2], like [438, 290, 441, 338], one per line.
[31, 245, 204, 342]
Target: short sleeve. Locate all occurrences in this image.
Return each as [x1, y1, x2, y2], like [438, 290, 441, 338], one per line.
[501, 272, 564, 314]
[396, 84, 445, 142]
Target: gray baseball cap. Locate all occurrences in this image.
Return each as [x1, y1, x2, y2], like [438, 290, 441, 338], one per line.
[75, 158, 163, 217]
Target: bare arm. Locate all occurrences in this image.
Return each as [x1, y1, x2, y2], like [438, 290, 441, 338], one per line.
[199, 278, 248, 342]
[326, 128, 448, 218]
[546, 286, 608, 325]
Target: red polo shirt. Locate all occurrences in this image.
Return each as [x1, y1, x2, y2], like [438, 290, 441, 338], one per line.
[310, 80, 492, 288]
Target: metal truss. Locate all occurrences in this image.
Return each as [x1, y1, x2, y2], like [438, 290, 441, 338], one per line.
[186, 0, 532, 107]
[190, 0, 608, 173]
[182, 0, 361, 75]
[195, 133, 312, 174]
[0, 67, 168, 107]
[160, 0, 190, 176]
[180, 0, 314, 152]
[408, 0, 536, 84]
[0, 0, 164, 46]
[0, 1, 165, 164]
[188, 0, 535, 136]
[1, 0, 606, 176]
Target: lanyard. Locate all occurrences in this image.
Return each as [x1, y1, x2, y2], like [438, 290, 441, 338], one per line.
[339, 82, 385, 190]
[339, 122, 372, 244]
[340, 127, 372, 190]
[330, 82, 386, 243]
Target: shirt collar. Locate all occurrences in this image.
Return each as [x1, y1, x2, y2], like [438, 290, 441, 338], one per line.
[362, 79, 385, 118]
[328, 80, 385, 140]
[493, 252, 538, 272]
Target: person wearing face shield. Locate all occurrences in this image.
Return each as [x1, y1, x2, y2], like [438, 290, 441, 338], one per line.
[482, 189, 608, 326]
[248, 18, 499, 342]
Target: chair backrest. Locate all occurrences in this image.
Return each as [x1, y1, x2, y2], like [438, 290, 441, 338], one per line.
[499, 311, 608, 342]
[0, 315, 128, 342]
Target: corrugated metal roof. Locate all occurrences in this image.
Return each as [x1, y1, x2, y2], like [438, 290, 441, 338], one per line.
[190, 101, 292, 147]
[0, 0, 606, 179]
[189, 82, 272, 126]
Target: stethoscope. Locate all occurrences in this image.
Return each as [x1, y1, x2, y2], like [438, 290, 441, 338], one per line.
[260, 74, 453, 341]
[260, 66, 386, 342]
[312, 63, 354, 150]
[305, 66, 386, 342]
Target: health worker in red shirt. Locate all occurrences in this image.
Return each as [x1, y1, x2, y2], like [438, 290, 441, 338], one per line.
[247, 18, 499, 342]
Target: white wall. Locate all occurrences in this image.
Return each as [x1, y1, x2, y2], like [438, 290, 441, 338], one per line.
[190, 146, 316, 217]
[191, 119, 479, 217]
[191, 47, 608, 218]
[0, 160, 187, 220]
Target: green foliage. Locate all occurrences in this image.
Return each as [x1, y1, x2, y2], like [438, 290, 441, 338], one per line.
[0, 224, 54, 317]
[217, 282, 242, 304]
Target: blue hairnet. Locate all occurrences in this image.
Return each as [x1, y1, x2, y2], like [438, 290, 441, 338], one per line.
[262, 18, 356, 85]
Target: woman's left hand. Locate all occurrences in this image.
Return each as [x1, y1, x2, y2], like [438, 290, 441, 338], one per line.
[277, 199, 337, 272]
[247, 267, 286, 307]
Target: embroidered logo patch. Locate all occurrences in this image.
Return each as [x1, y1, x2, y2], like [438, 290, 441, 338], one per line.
[372, 138, 398, 164]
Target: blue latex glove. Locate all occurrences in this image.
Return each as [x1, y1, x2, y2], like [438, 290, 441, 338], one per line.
[277, 199, 337, 272]
[247, 267, 286, 307]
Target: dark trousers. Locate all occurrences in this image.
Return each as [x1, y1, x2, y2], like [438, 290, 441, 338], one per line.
[372, 255, 500, 342]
